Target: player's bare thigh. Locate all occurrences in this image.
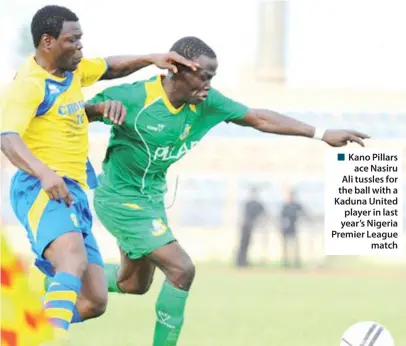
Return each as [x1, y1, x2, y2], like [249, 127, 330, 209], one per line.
[76, 263, 108, 320]
[116, 248, 156, 294]
[146, 241, 195, 291]
[44, 233, 108, 320]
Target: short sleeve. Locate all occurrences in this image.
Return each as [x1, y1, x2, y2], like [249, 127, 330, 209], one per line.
[0, 78, 44, 136]
[86, 83, 135, 125]
[203, 88, 249, 122]
[78, 58, 108, 87]
[88, 84, 133, 104]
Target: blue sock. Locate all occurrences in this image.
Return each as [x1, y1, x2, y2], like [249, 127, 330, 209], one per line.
[71, 306, 82, 323]
[43, 272, 82, 334]
[44, 273, 82, 323]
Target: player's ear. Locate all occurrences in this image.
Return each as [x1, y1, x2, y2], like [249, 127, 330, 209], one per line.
[41, 34, 55, 51]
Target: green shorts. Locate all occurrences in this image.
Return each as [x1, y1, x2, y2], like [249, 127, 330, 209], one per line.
[93, 190, 176, 260]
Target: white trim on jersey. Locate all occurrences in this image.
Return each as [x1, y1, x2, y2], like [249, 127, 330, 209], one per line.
[133, 97, 163, 197]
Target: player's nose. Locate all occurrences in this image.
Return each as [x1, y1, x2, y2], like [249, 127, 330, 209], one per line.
[76, 40, 83, 51]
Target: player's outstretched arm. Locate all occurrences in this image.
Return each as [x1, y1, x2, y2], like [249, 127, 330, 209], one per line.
[101, 52, 199, 80]
[232, 109, 370, 147]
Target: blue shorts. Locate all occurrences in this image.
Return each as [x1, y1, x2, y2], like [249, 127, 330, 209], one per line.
[10, 170, 104, 276]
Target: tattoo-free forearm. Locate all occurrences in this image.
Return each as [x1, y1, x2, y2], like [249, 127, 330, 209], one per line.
[85, 103, 103, 122]
[1, 133, 50, 178]
[245, 109, 315, 137]
[102, 55, 155, 80]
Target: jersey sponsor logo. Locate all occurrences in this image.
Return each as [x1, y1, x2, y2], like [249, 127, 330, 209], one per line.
[147, 124, 165, 132]
[58, 100, 85, 116]
[153, 141, 199, 161]
[151, 219, 168, 237]
[179, 124, 191, 140]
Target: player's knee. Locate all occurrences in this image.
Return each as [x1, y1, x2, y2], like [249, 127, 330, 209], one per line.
[45, 232, 88, 278]
[88, 296, 107, 318]
[57, 249, 88, 278]
[167, 259, 196, 290]
[79, 295, 107, 320]
[119, 276, 153, 295]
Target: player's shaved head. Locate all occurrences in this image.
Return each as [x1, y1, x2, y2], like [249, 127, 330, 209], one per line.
[31, 5, 79, 48]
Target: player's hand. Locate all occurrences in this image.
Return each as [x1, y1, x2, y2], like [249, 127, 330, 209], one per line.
[94, 100, 127, 125]
[149, 52, 200, 73]
[39, 170, 73, 207]
[322, 129, 370, 147]
[102, 100, 127, 125]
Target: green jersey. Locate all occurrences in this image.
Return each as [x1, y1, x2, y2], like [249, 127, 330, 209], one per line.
[89, 75, 249, 199]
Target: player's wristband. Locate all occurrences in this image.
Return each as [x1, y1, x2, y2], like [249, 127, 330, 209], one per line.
[313, 127, 326, 140]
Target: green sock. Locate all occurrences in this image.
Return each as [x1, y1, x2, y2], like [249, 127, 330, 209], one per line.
[104, 263, 123, 293]
[45, 264, 123, 293]
[44, 275, 52, 291]
[153, 281, 189, 346]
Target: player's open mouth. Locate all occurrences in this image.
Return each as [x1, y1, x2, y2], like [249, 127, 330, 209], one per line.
[197, 93, 208, 100]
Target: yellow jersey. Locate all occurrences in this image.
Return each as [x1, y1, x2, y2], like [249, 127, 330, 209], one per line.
[0, 56, 107, 188]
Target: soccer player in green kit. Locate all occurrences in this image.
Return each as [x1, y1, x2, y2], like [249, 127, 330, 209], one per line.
[87, 37, 369, 345]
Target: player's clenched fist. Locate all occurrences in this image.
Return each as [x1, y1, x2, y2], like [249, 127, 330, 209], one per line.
[39, 170, 73, 207]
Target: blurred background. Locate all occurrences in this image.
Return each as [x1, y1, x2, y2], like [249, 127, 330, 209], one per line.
[1, 0, 405, 345]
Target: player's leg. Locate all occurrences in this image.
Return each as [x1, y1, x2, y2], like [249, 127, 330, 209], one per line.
[44, 207, 108, 323]
[75, 263, 107, 319]
[74, 229, 108, 321]
[93, 192, 159, 295]
[45, 263, 108, 323]
[42, 232, 87, 337]
[94, 193, 193, 345]
[11, 172, 90, 338]
[104, 247, 156, 294]
[146, 241, 195, 346]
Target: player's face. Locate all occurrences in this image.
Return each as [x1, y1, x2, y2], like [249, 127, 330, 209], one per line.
[181, 55, 218, 104]
[49, 21, 83, 71]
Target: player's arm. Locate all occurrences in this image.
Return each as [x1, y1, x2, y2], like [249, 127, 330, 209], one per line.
[100, 52, 200, 80]
[232, 109, 369, 147]
[0, 80, 73, 206]
[0, 80, 48, 177]
[85, 84, 133, 125]
[206, 89, 369, 147]
[79, 53, 198, 87]
[1, 134, 49, 178]
[85, 101, 127, 125]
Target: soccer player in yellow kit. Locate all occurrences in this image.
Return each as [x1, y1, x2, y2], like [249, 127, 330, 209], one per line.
[0, 5, 197, 341]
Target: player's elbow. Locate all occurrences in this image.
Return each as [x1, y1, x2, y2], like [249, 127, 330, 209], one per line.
[247, 110, 273, 132]
[1, 133, 19, 156]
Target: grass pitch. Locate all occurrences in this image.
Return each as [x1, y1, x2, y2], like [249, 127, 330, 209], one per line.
[69, 262, 406, 346]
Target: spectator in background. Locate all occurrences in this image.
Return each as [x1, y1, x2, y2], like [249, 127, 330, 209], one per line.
[280, 188, 307, 269]
[236, 186, 266, 267]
